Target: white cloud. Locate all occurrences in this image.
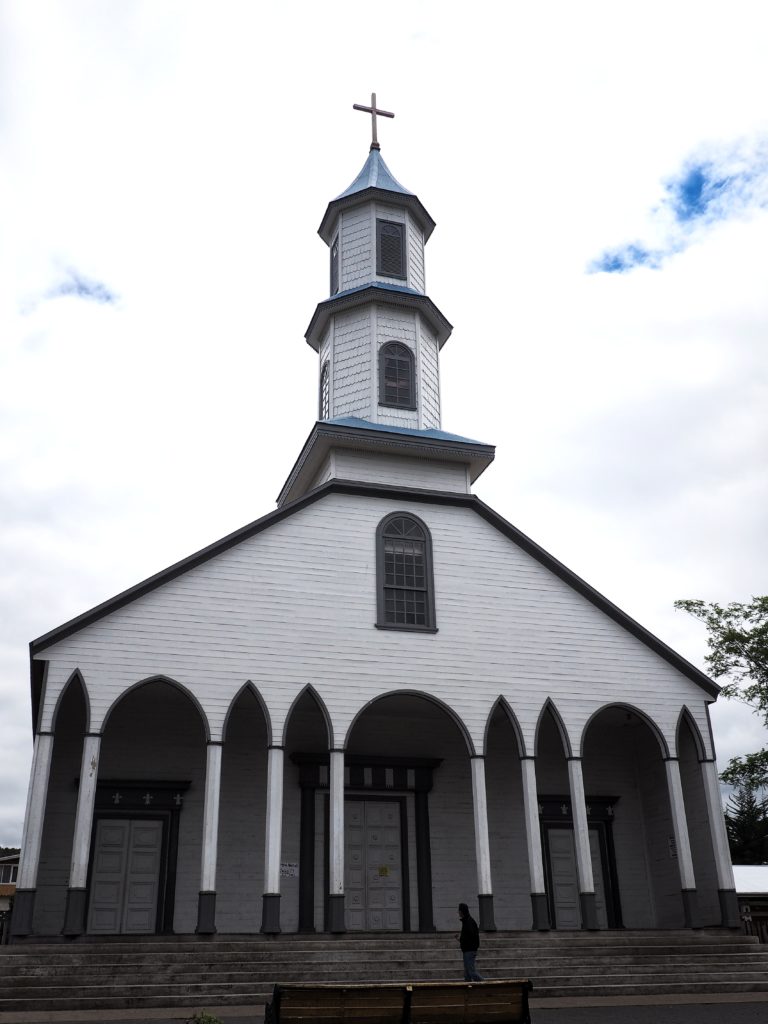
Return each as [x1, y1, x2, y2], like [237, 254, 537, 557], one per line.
[1, 1, 767, 843]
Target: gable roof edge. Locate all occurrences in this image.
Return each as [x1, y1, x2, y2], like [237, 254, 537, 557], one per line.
[28, 481, 719, 697]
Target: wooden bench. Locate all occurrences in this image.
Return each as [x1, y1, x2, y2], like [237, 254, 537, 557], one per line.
[264, 979, 533, 1024]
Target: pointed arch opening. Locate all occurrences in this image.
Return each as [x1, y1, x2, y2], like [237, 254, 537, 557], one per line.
[50, 669, 91, 736]
[218, 682, 271, 933]
[33, 669, 90, 933]
[282, 684, 333, 750]
[534, 699, 573, 759]
[101, 675, 210, 741]
[675, 706, 707, 762]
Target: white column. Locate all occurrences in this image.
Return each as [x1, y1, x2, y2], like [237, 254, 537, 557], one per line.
[520, 757, 546, 894]
[200, 742, 223, 892]
[664, 758, 696, 890]
[567, 757, 594, 893]
[17, 733, 54, 889]
[263, 746, 284, 893]
[329, 749, 345, 895]
[470, 756, 493, 894]
[69, 734, 101, 889]
[700, 759, 734, 890]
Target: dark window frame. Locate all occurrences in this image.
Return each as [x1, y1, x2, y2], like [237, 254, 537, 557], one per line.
[376, 512, 437, 633]
[319, 360, 330, 420]
[379, 342, 416, 410]
[330, 235, 339, 295]
[376, 219, 406, 280]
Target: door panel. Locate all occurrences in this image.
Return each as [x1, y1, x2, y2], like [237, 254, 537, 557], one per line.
[548, 826, 609, 929]
[88, 819, 163, 934]
[345, 801, 402, 930]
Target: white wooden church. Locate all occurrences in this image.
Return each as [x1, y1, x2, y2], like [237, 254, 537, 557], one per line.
[12, 100, 739, 942]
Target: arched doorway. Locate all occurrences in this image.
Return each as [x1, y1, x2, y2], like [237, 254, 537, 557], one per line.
[341, 691, 474, 933]
[33, 674, 88, 935]
[92, 678, 208, 934]
[217, 685, 269, 932]
[581, 704, 675, 928]
[485, 700, 529, 928]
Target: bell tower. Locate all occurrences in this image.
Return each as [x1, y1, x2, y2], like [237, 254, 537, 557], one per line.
[278, 96, 494, 507]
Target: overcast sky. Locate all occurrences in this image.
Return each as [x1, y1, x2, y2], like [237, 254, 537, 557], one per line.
[1, 1, 767, 846]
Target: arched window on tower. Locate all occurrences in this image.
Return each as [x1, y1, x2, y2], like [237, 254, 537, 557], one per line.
[319, 361, 330, 420]
[376, 513, 436, 631]
[379, 342, 415, 409]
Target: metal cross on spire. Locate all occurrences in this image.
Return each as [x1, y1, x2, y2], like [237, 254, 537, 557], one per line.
[353, 92, 395, 151]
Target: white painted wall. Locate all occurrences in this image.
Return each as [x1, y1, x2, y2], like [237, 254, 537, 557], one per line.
[330, 451, 469, 493]
[37, 492, 715, 761]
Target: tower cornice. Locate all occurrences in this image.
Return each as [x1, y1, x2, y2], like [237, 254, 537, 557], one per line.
[305, 283, 452, 351]
[319, 185, 436, 245]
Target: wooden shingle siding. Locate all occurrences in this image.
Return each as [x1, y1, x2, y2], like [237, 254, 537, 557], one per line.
[408, 218, 425, 293]
[331, 452, 469, 493]
[37, 493, 714, 764]
[341, 208, 372, 291]
[419, 325, 441, 429]
[332, 311, 371, 419]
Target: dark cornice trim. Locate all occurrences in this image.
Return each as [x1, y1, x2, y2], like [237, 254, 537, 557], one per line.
[318, 187, 436, 244]
[305, 285, 452, 351]
[277, 419, 494, 506]
[28, 480, 719, 696]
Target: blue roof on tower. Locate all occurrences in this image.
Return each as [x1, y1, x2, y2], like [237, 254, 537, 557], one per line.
[327, 416, 486, 446]
[336, 149, 414, 199]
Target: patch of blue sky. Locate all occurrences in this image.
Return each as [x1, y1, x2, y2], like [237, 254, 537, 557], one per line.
[589, 244, 664, 274]
[590, 136, 768, 274]
[48, 269, 116, 304]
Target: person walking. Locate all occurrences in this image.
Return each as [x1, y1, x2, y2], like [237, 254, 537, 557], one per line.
[457, 902, 484, 981]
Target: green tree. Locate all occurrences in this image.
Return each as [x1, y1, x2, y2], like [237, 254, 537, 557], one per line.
[674, 597, 768, 789]
[725, 786, 768, 864]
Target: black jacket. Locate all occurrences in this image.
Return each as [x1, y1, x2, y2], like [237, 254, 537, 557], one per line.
[459, 914, 480, 952]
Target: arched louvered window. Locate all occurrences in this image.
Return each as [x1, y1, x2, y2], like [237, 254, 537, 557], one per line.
[376, 220, 406, 279]
[376, 513, 436, 631]
[319, 361, 330, 420]
[379, 342, 416, 409]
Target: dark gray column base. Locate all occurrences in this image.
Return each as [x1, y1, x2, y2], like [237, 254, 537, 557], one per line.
[195, 891, 217, 934]
[580, 891, 599, 930]
[531, 892, 550, 931]
[261, 893, 281, 934]
[681, 888, 699, 929]
[62, 887, 87, 937]
[478, 893, 496, 931]
[9, 889, 35, 937]
[718, 889, 740, 928]
[328, 893, 346, 933]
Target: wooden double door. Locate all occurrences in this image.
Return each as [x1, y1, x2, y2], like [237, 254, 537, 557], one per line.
[345, 799, 404, 930]
[87, 819, 164, 934]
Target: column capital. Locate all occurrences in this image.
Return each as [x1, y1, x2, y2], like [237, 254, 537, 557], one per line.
[519, 755, 536, 761]
[268, 744, 285, 750]
[566, 755, 582, 763]
[470, 753, 486, 761]
[85, 731, 102, 738]
[663, 756, 680, 763]
[206, 739, 224, 747]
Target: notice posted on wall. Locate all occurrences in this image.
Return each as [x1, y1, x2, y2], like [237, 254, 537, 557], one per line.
[280, 862, 299, 878]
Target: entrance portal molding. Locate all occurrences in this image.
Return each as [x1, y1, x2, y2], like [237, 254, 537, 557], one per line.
[293, 752, 442, 933]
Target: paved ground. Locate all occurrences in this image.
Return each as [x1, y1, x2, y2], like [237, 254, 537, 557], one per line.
[3, 995, 768, 1024]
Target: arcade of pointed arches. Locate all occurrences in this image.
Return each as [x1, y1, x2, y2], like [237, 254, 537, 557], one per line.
[14, 666, 734, 940]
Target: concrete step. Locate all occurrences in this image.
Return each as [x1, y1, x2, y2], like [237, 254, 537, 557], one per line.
[2, 930, 767, 1011]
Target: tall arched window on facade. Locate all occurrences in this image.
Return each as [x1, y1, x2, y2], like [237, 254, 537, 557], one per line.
[379, 342, 415, 409]
[319, 361, 330, 420]
[376, 513, 436, 631]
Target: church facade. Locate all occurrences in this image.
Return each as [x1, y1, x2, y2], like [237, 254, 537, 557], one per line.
[12, 124, 739, 941]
